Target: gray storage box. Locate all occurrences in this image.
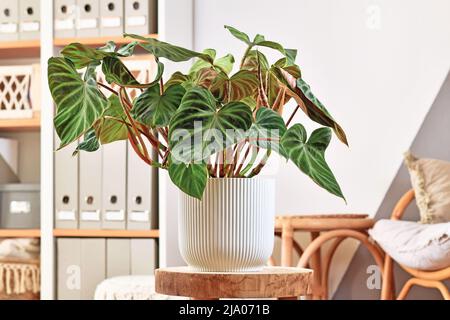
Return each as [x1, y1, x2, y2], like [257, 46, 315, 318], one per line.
[19, 0, 40, 40]
[0, 184, 40, 229]
[124, 0, 157, 35]
[0, 1, 19, 41]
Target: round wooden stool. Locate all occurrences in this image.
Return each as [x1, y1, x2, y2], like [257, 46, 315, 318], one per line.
[272, 214, 384, 299]
[155, 266, 313, 300]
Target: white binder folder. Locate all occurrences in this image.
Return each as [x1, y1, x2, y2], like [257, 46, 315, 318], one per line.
[79, 148, 102, 229]
[0, 1, 19, 41]
[106, 239, 131, 278]
[102, 141, 127, 230]
[19, 0, 40, 40]
[76, 0, 100, 37]
[126, 141, 156, 230]
[131, 239, 157, 275]
[124, 0, 157, 35]
[54, 0, 76, 38]
[99, 0, 123, 36]
[54, 135, 79, 229]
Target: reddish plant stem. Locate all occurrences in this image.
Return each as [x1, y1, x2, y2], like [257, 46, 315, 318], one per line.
[97, 82, 119, 96]
[119, 88, 151, 162]
[286, 105, 300, 127]
[128, 132, 151, 165]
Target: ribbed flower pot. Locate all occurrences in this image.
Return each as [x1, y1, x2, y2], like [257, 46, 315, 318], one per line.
[178, 178, 275, 272]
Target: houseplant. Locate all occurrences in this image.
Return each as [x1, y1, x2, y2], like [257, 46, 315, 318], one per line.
[48, 26, 347, 271]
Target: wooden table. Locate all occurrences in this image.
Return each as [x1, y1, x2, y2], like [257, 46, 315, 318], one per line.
[155, 266, 313, 300]
[272, 214, 384, 299]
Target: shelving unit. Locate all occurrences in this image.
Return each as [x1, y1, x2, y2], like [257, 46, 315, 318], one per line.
[53, 229, 159, 238]
[0, 0, 193, 300]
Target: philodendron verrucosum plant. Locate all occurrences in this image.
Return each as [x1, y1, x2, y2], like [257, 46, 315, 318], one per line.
[48, 26, 348, 200]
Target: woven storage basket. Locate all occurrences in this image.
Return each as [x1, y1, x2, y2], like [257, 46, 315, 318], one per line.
[0, 64, 41, 119]
[0, 259, 40, 300]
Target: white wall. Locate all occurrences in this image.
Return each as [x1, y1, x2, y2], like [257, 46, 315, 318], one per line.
[193, 0, 450, 295]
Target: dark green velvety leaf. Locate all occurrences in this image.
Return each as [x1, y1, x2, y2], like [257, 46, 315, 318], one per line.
[169, 87, 253, 163]
[73, 128, 100, 156]
[132, 83, 186, 128]
[117, 41, 138, 56]
[125, 34, 213, 63]
[248, 107, 287, 157]
[101, 56, 140, 86]
[165, 71, 191, 88]
[48, 57, 107, 148]
[270, 67, 348, 145]
[168, 159, 208, 200]
[61, 43, 113, 69]
[281, 124, 345, 200]
[295, 78, 348, 146]
[94, 95, 128, 144]
[210, 70, 258, 103]
[224, 25, 251, 45]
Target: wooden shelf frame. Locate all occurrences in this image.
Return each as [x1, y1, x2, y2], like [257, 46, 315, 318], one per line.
[0, 229, 41, 238]
[53, 229, 159, 238]
[0, 111, 41, 131]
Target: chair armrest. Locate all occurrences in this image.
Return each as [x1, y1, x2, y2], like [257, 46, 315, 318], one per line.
[391, 189, 415, 220]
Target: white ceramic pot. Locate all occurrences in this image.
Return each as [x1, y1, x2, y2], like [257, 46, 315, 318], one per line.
[178, 178, 275, 272]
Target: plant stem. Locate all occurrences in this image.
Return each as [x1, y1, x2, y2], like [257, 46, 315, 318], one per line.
[286, 105, 300, 127]
[119, 88, 151, 162]
[128, 132, 151, 165]
[159, 77, 164, 95]
[234, 143, 250, 176]
[248, 149, 271, 178]
[97, 82, 119, 96]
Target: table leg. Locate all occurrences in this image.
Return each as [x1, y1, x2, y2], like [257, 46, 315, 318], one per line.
[281, 221, 294, 267]
[310, 232, 322, 299]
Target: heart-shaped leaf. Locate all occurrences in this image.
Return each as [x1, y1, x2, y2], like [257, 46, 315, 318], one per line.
[125, 34, 213, 63]
[169, 87, 253, 163]
[95, 95, 128, 144]
[132, 83, 186, 128]
[101, 56, 140, 86]
[61, 42, 138, 69]
[48, 57, 107, 148]
[281, 124, 345, 200]
[248, 108, 287, 157]
[210, 70, 258, 103]
[168, 159, 208, 200]
[189, 49, 235, 75]
[73, 128, 100, 156]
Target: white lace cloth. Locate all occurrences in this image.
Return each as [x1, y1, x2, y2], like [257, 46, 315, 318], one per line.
[94, 275, 185, 300]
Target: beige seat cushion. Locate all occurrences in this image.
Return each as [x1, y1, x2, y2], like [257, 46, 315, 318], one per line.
[369, 219, 450, 271]
[404, 152, 450, 223]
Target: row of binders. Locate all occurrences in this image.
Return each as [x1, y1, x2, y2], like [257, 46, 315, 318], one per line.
[55, 136, 158, 231]
[0, 0, 157, 41]
[57, 238, 157, 299]
[55, 0, 158, 38]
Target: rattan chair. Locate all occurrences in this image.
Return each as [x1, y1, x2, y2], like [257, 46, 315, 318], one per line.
[381, 189, 450, 300]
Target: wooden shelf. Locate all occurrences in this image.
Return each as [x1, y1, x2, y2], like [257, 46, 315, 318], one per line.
[0, 39, 40, 50]
[54, 34, 158, 47]
[0, 111, 40, 131]
[0, 229, 41, 238]
[53, 229, 159, 238]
